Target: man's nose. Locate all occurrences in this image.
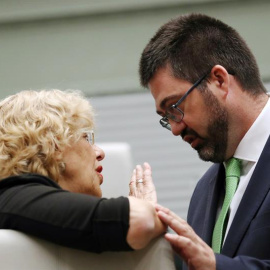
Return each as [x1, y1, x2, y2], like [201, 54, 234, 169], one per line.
[170, 120, 187, 136]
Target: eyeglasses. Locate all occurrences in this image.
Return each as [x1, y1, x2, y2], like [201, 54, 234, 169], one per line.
[84, 130, 95, 145]
[159, 72, 209, 131]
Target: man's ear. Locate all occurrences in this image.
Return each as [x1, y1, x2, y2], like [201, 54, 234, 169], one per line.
[208, 65, 230, 98]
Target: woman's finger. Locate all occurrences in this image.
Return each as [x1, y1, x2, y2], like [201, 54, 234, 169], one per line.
[136, 165, 144, 195]
[129, 169, 137, 196]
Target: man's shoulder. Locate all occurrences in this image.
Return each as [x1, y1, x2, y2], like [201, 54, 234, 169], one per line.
[196, 163, 222, 187]
[189, 163, 223, 205]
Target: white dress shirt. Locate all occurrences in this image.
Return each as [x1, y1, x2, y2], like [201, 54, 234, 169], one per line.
[223, 95, 270, 242]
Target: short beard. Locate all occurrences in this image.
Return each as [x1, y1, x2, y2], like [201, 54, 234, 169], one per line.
[197, 88, 228, 163]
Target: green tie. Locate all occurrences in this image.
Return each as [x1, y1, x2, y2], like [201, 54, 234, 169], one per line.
[211, 157, 242, 253]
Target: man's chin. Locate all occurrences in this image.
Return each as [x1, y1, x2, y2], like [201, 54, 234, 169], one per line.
[196, 145, 219, 162]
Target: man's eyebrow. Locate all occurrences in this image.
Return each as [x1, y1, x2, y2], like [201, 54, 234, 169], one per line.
[160, 94, 181, 110]
[156, 94, 181, 115]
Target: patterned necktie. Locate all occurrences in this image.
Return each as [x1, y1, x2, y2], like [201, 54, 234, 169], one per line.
[211, 157, 242, 253]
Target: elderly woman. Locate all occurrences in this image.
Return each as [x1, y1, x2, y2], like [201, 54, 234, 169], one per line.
[0, 89, 164, 252]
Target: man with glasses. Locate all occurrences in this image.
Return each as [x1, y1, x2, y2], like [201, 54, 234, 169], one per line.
[139, 13, 270, 269]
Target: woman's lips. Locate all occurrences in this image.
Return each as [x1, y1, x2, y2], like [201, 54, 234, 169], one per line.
[96, 166, 103, 173]
[96, 166, 103, 185]
[97, 173, 103, 185]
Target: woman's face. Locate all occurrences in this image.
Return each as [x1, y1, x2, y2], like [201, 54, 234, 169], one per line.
[58, 134, 105, 197]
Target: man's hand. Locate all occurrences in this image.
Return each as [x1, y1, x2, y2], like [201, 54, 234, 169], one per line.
[156, 204, 216, 270]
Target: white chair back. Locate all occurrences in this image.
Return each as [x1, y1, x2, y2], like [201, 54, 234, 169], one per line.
[0, 230, 176, 270]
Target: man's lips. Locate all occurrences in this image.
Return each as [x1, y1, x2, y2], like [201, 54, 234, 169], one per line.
[183, 134, 195, 144]
[183, 135, 202, 149]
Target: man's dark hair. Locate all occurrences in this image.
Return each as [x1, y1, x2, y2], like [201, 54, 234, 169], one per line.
[139, 13, 266, 95]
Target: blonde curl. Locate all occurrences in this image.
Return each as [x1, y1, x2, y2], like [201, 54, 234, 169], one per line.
[0, 89, 95, 182]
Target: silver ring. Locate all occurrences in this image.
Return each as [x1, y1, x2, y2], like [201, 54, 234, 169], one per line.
[137, 179, 143, 183]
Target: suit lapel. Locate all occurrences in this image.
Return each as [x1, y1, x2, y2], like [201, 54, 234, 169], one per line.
[222, 136, 270, 256]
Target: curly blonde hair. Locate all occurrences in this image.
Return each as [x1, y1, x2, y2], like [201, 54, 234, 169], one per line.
[0, 89, 95, 181]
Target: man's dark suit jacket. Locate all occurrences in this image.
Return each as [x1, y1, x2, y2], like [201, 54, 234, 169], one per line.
[184, 136, 270, 269]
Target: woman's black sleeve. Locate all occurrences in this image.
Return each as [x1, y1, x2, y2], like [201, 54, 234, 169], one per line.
[0, 176, 133, 253]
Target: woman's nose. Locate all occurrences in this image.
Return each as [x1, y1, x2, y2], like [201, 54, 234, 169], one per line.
[94, 145, 105, 161]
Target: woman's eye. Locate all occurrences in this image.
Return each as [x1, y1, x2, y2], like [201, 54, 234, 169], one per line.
[83, 134, 89, 141]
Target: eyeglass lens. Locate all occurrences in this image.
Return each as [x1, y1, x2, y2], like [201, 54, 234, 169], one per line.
[159, 71, 209, 131]
[160, 117, 172, 131]
[87, 131, 95, 145]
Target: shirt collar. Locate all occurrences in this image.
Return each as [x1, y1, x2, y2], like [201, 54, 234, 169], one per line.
[234, 95, 270, 163]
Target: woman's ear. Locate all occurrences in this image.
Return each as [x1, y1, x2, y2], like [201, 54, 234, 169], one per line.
[54, 146, 63, 162]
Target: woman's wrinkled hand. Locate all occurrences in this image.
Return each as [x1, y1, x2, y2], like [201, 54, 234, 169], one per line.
[129, 162, 157, 204]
